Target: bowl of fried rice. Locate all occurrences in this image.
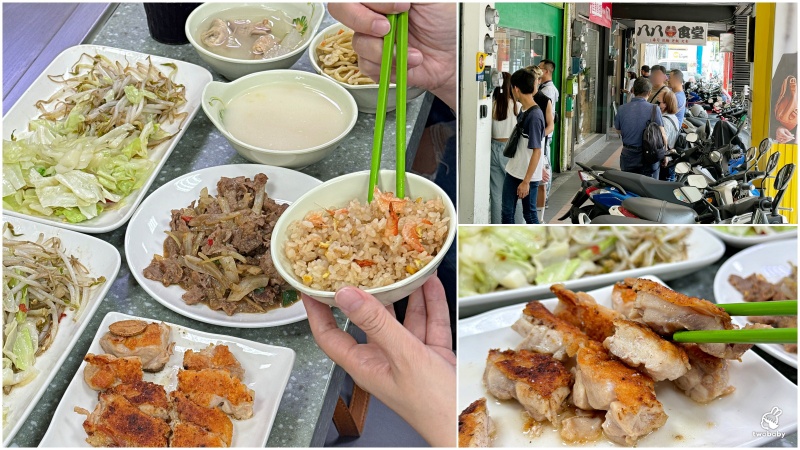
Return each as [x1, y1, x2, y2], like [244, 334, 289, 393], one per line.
[271, 170, 456, 306]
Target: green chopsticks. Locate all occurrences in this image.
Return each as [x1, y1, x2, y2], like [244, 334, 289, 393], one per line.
[717, 300, 797, 317]
[673, 328, 797, 344]
[368, 11, 409, 202]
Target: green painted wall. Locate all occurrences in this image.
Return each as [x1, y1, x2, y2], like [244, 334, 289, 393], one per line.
[497, 2, 564, 169]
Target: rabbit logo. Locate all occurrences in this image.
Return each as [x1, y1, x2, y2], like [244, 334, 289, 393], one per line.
[761, 407, 782, 430]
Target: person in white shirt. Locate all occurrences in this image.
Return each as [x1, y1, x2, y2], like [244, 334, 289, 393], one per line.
[490, 72, 520, 224]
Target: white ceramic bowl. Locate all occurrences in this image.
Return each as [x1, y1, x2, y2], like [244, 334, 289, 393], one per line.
[271, 170, 456, 306]
[308, 23, 426, 114]
[185, 2, 325, 80]
[202, 70, 357, 168]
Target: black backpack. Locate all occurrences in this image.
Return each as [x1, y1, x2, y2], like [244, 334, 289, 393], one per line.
[641, 105, 666, 165]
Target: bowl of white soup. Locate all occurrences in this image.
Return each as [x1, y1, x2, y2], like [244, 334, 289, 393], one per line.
[202, 70, 358, 168]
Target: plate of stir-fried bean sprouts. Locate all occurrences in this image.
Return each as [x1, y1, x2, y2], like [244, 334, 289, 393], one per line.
[3, 45, 211, 233]
[458, 226, 725, 316]
[2, 218, 120, 445]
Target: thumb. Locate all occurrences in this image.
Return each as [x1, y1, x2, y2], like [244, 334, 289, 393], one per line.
[335, 286, 411, 359]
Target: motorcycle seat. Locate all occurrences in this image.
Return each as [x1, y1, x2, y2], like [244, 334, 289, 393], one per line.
[590, 215, 658, 225]
[602, 170, 686, 205]
[621, 197, 698, 224]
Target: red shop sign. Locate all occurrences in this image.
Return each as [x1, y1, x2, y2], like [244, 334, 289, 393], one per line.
[589, 2, 612, 29]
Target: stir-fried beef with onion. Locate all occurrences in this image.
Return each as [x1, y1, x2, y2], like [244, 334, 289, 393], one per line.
[143, 174, 297, 315]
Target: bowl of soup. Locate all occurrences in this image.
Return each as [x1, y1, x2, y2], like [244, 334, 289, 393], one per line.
[186, 2, 325, 79]
[309, 23, 426, 113]
[202, 70, 358, 168]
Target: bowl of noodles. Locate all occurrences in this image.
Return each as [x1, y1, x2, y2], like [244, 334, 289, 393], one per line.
[270, 170, 456, 306]
[308, 23, 426, 114]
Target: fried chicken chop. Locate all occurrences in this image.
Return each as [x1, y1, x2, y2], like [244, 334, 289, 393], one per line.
[106, 380, 169, 420]
[458, 398, 494, 448]
[512, 301, 599, 360]
[572, 346, 667, 446]
[100, 322, 174, 372]
[603, 319, 691, 381]
[183, 344, 245, 380]
[74, 392, 170, 447]
[177, 369, 255, 420]
[484, 349, 572, 424]
[622, 278, 756, 360]
[83, 354, 143, 391]
[170, 391, 234, 446]
[673, 343, 736, 403]
[551, 284, 622, 342]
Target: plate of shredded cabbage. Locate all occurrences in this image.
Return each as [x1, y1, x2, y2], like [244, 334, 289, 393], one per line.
[2, 45, 211, 233]
[2, 217, 120, 445]
[458, 226, 725, 317]
[707, 226, 796, 248]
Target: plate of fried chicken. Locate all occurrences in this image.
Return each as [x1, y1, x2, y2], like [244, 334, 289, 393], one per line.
[458, 276, 798, 447]
[714, 239, 798, 368]
[39, 312, 295, 447]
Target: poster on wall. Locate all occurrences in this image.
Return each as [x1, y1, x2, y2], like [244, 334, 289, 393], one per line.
[771, 2, 797, 144]
[633, 20, 707, 45]
[588, 2, 612, 29]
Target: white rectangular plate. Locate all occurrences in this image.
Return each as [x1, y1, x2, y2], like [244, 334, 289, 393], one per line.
[38, 312, 295, 447]
[458, 227, 725, 317]
[2, 217, 121, 445]
[2, 44, 212, 233]
[458, 275, 799, 447]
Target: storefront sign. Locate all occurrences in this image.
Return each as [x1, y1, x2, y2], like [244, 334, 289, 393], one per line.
[634, 20, 707, 45]
[588, 2, 612, 29]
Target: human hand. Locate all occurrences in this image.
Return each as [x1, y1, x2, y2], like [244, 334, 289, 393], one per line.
[327, 3, 457, 110]
[303, 276, 456, 447]
[517, 181, 530, 199]
[776, 126, 795, 144]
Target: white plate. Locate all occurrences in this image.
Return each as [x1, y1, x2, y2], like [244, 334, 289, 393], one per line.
[2, 217, 120, 445]
[713, 240, 798, 368]
[39, 312, 295, 447]
[2, 44, 212, 233]
[125, 164, 320, 328]
[707, 227, 797, 248]
[459, 276, 799, 447]
[458, 228, 725, 317]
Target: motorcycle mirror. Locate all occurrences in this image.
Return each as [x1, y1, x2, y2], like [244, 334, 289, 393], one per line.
[766, 151, 780, 175]
[710, 151, 722, 163]
[685, 133, 699, 143]
[675, 162, 692, 174]
[687, 174, 709, 189]
[774, 163, 795, 191]
[674, 186, 703, 204]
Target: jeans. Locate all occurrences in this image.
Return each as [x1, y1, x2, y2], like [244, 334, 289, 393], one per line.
[501, 173, 540, 224]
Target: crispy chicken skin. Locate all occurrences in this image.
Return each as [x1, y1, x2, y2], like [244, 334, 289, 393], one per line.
[171, 421, 228, 447]
[603, 319, 691, 381]
[171, 391, 234, 447]
[572, 347, 667, 446]
[83, 354, 143, 391]
[551, 284, 622, 342]
[623, 278, 760, 360]
[177, 369, 255, 420]
[512, 301, 600, 360]
[106, 380, 169, 420]
[100, 322, 174, 372]
[673, 344, 736, 403]
[458, 398, 494, 448]
[75, 393, 170, 447]
[183, 344, 245, 380]
[611, 282, 638, 318]
[484, 349, 572, 424]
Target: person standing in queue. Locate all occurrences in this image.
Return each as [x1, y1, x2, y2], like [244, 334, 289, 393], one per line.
[502, 68, 546, 224]
[615, 77, 668, 179]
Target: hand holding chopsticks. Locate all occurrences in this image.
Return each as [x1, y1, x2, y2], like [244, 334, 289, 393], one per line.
[673, 300, 798, 344]
[369, 11, 409, 202]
